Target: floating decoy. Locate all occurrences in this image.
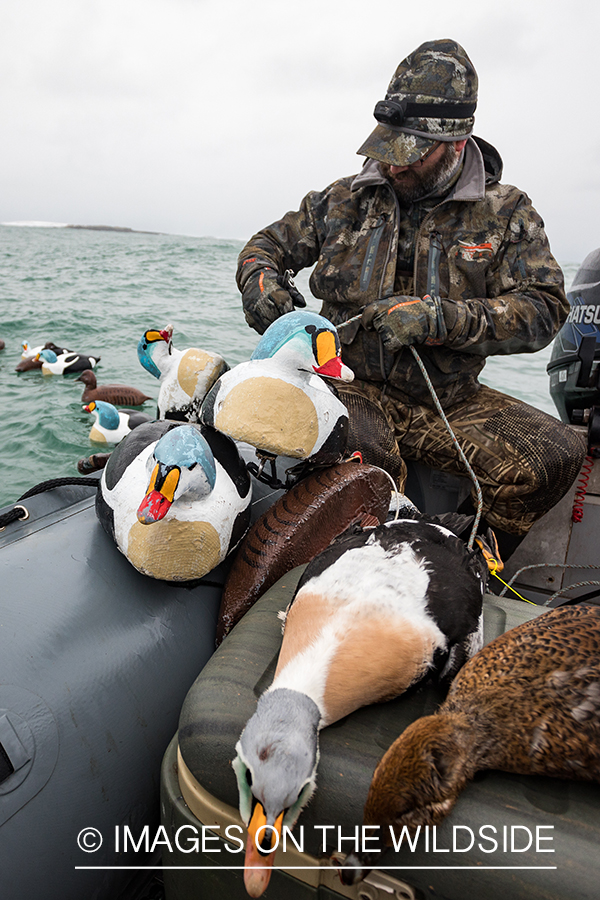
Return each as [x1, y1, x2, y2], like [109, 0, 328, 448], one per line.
[77, 369, 152, 407]
[339, 604, 600, 885]
[16, 341, 68, 372]
[201, 311, 354, 467]
[217, 459, 393, 645]
[38, 348, 101, 375]
[137, 324, 229, 422]
[84, 400, 153, 444]
[95, 420, 252, 581]
[233, 512, 493, 897]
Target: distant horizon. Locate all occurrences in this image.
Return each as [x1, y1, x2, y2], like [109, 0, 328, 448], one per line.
[0, 221, 584, 270]
[0, 221, 247, 244]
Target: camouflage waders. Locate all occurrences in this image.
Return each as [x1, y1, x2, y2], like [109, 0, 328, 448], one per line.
[337, 379, 586, 536]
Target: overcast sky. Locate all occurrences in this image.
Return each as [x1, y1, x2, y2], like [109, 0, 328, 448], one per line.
[2, 0, 598, 262]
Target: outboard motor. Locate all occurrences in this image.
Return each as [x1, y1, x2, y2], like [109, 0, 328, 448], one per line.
[548, 248, 600, 454]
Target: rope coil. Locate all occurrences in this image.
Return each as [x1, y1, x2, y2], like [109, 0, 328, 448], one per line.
[572, 455, 594, 522]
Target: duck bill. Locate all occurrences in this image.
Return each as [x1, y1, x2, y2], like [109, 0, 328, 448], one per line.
[243, 804, 284, 898]
[137, 491, 171, 525]
[137, 463, 180, 524]
[313, 356, 354, 382]
[137, 489, 172, 524]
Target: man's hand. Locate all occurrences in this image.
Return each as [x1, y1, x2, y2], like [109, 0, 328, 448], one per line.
[360, 294, 446, 351]
[242, 269, 306, 335]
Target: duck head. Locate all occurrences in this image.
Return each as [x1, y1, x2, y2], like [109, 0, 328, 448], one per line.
[21, 341, 40, 358]
[38, 348, 58, 365]
[137, 324, 174, 379]
[233, 688, 320, 897]
[338, 713, 469, 885]
[251, 311, 354, 383]
[136, 425, 217, 524]
[84, 400, 120, 431]
[76, 369, 96, 387]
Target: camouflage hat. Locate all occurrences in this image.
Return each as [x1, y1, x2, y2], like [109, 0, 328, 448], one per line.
[358, 39, 478, 167]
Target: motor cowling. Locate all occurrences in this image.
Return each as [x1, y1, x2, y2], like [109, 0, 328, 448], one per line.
[548, 247, 600, 431]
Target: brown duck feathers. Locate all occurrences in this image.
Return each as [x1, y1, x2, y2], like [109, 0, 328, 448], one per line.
[77, 369, 152, 406]
[216, 460, 391, 645]
[363, 605, 600, 840]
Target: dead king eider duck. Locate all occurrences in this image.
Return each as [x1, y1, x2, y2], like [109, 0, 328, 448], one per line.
[201, 310, 354, 467]
[233, 512, 495, 897]
[84, 400, 153, 444]
[137, 323, 229, 422]
[95, 420, 251, 581]
[339, 603, 600, 885]
[77, 369, 152, 406]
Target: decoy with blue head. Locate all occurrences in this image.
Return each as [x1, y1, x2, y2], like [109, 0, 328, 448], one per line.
[233, 510, 495, 897]
[137, 323, 229, 422]
[38, 347, 101, 375]
[95, 420, 252, 582]
[84, 400, 153, 444]
[16, 340, 69, 372]
[201, 310, 354, 467]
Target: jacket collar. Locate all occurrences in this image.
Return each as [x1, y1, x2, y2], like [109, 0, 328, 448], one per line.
[351, 137, 487, 202]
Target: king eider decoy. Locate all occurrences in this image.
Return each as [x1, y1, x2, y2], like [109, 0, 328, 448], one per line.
[233, 512, 496, 897]
[84, 400, 153, 444]
[16, 341, 69, 372]
[137, 323, 229, 422]
[201, 310, 354, 467]
[77, 369, 152, 407]
[38, 347, 100, 374]
[95, 420, 251, 582]
[339, 604, 600, 885]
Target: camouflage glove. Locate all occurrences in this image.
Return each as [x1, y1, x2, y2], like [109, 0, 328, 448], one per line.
[242, 268, 306, 335]
[361, 294, 447, 352]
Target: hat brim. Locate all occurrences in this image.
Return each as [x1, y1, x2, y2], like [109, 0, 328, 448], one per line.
[357, 124, 436, 167]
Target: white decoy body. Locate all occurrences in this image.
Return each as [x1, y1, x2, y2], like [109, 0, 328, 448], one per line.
[84, 400, 152, 444]
[201, 311, 354, 465]
[137, 324, 229, 422]
[96, 421, 252, 581]
[16, 341, 69, 372]
[38, 347, 100, 374]
[20, 341, 45, 359]
[233, 514, 491, 897]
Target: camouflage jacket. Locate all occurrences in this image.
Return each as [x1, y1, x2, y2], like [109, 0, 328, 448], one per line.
[237, 137, 568, 407]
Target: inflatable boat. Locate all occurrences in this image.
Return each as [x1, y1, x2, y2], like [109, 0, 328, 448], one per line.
[2, 254, 600, 900]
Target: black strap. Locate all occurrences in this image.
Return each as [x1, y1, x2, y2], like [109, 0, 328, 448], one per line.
[0, 477, 99, 530]
[17, 476, 99, 502]
[374, 98, 476, 127]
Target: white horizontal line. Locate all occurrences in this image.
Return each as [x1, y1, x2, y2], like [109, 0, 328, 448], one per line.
[75, 865, 558, 871]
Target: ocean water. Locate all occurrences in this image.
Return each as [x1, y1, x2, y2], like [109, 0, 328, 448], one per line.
[0, 224, 580, 508]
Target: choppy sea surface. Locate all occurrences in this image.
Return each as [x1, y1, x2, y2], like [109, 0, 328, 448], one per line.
[0, 223, 580, 507]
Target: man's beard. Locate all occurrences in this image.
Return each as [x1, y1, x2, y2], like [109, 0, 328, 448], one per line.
[383, 142, 462, 204]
